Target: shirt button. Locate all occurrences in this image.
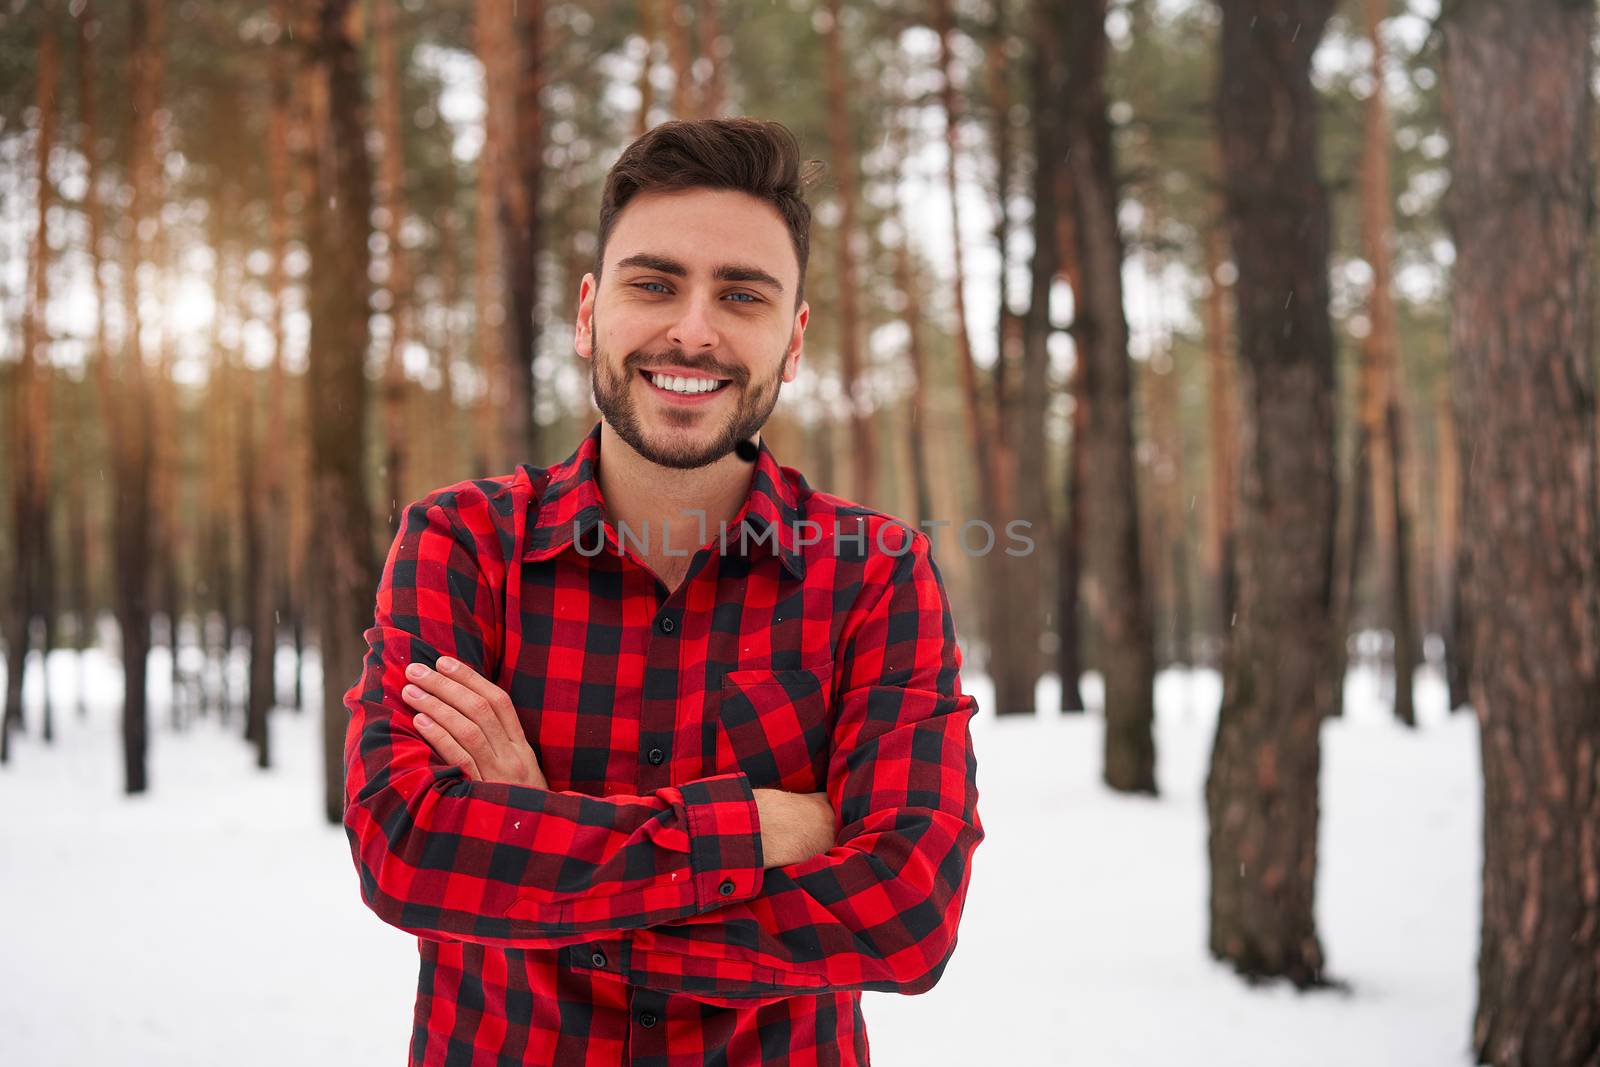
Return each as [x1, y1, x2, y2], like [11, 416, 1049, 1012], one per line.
[657, 614, 676, 634]
[647, 747, 665, 765]
[590, 950, 606, 968]
[719, 879, 735, 896]
[639, 1010, 658, 1028]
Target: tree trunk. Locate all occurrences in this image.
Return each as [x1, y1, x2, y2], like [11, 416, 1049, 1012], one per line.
[262, 0, 295, 719]
[375, 0, 412, 533]
[1060, 0, 1156, 791]
[1055, 166, 1087, 716]
[1441, 1, 1600, 1060]
[822, 0, 876, 504]
[501, 0, 542, 467]
[695, 0, 724, 117]
[663, 0, 693, 117]
[114, 0, 167, 794]
[1022, 0, 1063, 711]
[1433, 377, 1469, 710]
[1355, 0, 1418, 726]
[75, 2, 112, 724]
[307, 0, 381, 825]
[933, 0, 1033, 716]
[3, 16, 59, 761]
[472, 0, 506, 474]
[1202, 219, 1237, 655]
[888, 106, 933, 529]
[1206, 0, 1340, 987]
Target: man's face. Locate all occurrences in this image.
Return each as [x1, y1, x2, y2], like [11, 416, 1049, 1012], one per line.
[575, 186, 810, 470]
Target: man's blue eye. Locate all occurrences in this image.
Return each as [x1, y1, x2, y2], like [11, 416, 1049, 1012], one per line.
[636, 282, 670, 294]
[725, 292, 758, 303]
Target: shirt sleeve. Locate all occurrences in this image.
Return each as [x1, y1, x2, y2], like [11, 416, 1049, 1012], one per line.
[341, 494, 765, 951]
[615, 529, 985, 999]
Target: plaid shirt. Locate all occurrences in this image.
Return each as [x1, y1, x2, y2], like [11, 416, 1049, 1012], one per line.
[342, 420, 984, 1066]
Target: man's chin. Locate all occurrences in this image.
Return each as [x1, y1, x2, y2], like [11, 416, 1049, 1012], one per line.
[625, 421, 741, 471]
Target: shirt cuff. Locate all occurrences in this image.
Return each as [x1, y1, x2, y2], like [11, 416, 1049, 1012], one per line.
[679, 771, 764, 910]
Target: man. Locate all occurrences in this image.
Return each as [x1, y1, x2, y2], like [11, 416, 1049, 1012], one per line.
[342, 117, 984, 1066]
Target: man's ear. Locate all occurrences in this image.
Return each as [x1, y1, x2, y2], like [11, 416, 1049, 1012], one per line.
[575, 273, 597, 359]
[782, 300, 809, 383]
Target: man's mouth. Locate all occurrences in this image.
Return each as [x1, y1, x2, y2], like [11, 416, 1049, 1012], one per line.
[640, 369, 733, 396]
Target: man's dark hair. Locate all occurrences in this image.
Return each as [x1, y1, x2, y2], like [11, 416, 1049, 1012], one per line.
[595, 117, 819, 308]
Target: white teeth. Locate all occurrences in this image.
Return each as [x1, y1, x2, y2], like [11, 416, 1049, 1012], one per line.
[647, 372, 724, 395]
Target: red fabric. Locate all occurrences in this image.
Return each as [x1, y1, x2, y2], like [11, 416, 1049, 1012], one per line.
[342, 420, 984, 1065]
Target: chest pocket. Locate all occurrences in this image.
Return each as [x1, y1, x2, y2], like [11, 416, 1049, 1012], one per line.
[713, 666, 834, 793]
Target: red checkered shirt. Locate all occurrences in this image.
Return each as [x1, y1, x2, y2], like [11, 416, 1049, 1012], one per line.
[342, 420, 984, 1066]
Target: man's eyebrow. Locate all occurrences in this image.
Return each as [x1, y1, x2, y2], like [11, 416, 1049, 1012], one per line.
[614, 253, 785, 295]
[713, 264, 785, 294]
[614, 253, 688, 277]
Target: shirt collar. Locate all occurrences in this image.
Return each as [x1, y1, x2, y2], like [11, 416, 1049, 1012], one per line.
[521, 420, 806, 580]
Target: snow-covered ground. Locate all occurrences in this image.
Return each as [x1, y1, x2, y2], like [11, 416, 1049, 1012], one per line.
[0, 641, 1478, 1066]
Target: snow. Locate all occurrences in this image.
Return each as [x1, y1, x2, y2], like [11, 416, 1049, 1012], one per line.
[0, 641, 1479, 1065]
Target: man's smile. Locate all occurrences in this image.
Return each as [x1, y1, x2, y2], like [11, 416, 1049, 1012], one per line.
[640, 368, 734, 401]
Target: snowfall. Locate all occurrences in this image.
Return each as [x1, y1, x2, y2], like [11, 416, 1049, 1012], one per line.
[0, 638, 1478, 1066]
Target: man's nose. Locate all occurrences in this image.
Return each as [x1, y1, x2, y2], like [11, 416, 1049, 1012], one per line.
[666, 297, 720, 351]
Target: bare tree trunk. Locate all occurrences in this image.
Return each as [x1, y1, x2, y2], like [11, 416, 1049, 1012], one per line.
[115, 0, 168, 794]
[1055, 167, 1087, 716]
[933, 0, 1031, 715]
[1354, 0, 1418, 726]
[306, 0, 381, 825]
[1202, 219, 1237, 659]
[260, 0, 296, 720]
[695, 0, 724, 117]
[3, 16, 60, 761]
[375, 0, 412, 533]
[822, 0, 876, 504]
[1061, 0, 1156, 791]
[663, 0, 693, 117]
[501, 0, 543, 466]
[634, 0, 656, 136]
[1434, 377, 1469, 710]
[1206, 0, 1339, 987]
[888, 105, 933, 529]
[473, 0, 506, 474]
[75, 3, 111, 724]
[1441, 1, 1600, 1060]
[1022, 0, 1062, 709]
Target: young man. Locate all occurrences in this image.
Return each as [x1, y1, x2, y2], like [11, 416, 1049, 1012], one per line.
[342, 118, 984, 1066]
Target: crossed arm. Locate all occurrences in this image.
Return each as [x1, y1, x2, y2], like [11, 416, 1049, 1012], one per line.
[341, 494, 984, 998]
[397, 654, 836, 870]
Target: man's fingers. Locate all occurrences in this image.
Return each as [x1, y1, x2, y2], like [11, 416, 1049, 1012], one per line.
[404, 683, 493, 758]
[413, 711, 482, 779]
[416, 655, 521, 748]
[405, 660, 509, 747]
[433, 656, 524, 742]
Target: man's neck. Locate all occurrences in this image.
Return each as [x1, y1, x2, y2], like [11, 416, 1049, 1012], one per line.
[595, 420, 757, 558]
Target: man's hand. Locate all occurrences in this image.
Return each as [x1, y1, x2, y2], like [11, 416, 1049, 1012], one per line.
[401, 656, 548, 789]
[752, 789, 836, 869]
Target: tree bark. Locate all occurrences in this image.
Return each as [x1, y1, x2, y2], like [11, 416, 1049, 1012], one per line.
[933, 0, 1034, 716]
[4, 13, 60, 761]
[1441, 1, 1600, 1061]
[1206, 0, 1340, 987]
[822, 0, 876, 504]
[114, 0, 167, 794]
[1352, 0, 1418, 726]
[375, 0, 412, 533]
[1060, 0, 1156, 791]
[306, 0, 381, 825]
[1201, 219, 1237, 654]
[472, 0, 507, 474]
[501, 0, 542, 467]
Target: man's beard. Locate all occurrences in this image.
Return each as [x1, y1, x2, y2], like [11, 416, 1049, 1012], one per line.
[589, 314, 786, 470]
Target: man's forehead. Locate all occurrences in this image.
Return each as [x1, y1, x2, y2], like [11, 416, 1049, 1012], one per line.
[604, 187, 799, 283]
